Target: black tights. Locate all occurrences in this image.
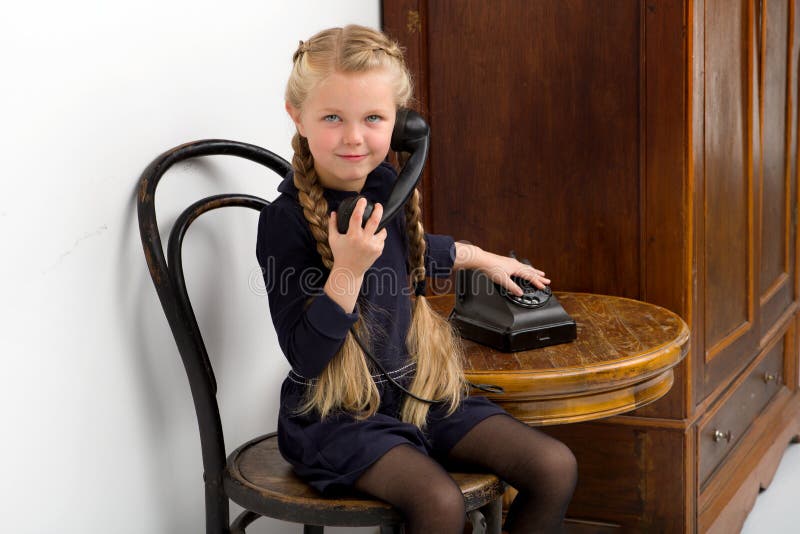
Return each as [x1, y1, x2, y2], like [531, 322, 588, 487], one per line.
[354, 414, 577, 534]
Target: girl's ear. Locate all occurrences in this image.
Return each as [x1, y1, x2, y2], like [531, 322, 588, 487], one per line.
[285, 102, 306, 137]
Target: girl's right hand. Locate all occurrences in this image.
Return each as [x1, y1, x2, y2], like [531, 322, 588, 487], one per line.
[328, 197, 387, 278]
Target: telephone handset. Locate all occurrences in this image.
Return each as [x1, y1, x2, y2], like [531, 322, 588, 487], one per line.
[336, 108, 430, 234]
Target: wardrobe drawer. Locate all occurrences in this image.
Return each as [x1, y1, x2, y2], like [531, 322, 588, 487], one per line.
[698, 338, 785, 486]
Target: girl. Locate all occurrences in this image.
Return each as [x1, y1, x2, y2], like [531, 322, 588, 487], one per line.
[257, 25, 577, 534]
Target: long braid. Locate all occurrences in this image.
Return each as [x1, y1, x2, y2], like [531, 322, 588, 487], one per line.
[404, 188, 426, 288]
[402, 189, 466, 427]
[291, 134, 334, 269]
[291, 132, 380, 419]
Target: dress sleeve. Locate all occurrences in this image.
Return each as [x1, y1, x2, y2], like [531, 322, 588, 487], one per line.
[424, 233, 456, 278]
[256, 202, 358, 378]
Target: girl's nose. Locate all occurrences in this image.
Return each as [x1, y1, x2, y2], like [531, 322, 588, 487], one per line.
[342, 123, 363, 145]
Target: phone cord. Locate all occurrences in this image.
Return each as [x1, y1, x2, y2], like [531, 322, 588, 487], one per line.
[350, 328, 505, 404]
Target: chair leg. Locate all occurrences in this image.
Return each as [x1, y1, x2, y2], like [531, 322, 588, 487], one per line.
[479, 496, 503, 534]
[230, 510, 260, 533]
[467, 509, 487, 534]
[303, 526, 324, 534]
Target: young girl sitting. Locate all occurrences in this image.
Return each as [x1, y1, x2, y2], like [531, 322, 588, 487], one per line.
[256, 24, 577, 534]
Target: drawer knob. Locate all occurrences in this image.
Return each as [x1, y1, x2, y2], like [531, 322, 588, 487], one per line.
[713, 429, 732, 443]
[763, 372, 776, 383]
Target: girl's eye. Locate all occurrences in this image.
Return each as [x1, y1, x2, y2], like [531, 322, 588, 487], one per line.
[366, 115, 382, 123]
[323, 114, 340, 122]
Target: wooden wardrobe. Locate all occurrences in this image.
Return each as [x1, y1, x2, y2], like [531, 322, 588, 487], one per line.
[382, 1, 800, 531]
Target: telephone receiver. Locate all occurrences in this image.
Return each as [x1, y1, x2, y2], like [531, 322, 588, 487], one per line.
[336, 108, 430, 234]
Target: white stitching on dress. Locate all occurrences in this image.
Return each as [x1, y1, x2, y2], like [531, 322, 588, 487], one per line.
[288, 362, 416, 386]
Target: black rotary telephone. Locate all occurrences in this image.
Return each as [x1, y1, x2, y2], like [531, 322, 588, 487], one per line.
[449, 257, 577, 352]
[336, 107, 429, 234]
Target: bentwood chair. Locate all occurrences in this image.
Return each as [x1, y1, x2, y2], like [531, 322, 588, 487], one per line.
[137, 139, 505, 533]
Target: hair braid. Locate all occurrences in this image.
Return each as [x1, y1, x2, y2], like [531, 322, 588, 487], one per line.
[404, 188, 427, 288]
[401, 188, 466, 426]
[291, 133, 335, 269]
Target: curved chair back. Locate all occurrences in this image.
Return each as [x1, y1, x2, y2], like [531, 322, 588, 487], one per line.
[137, 140, 291, 533]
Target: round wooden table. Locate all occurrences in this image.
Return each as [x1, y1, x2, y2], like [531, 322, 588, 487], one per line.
[429, 292, 690, 426]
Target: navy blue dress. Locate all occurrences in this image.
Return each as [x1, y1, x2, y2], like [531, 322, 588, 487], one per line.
[256, 161, 507, 493]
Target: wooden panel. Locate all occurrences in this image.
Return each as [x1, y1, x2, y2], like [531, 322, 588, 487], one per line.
[636, 0, 690, 419]
[795, 0, 800, 304]
[703, 0, 751, 354]
[543, 422, 689, 532]
[760, 0, 796, 337]
[424, 0, 641, 298]
[702, 0, 759, 395]
[693, 0, 709, 412]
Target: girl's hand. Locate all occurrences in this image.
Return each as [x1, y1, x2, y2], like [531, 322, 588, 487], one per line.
[455, 243, 551, 297]
[328, 197, 387, 278]
[487, 255, 550, 297]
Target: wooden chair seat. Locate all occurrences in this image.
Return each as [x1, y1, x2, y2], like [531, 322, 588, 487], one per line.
[225, 433, 505, 532]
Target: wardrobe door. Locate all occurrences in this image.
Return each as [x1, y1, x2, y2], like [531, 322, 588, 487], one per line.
[700, 0, 761, 398]
[759, 0, 796, 341]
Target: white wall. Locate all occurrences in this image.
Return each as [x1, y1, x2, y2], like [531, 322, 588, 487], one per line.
[0, 2, 381, 532]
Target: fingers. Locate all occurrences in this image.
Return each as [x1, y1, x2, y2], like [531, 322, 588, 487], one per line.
[344, 197, 385, 235]
[507, 277, 524, 297]
[519, 264, 546, 278]
[516, 263, 551, 289]
[528, 274, 551, 289]
[348, 197, 368, 233]
[364, 202, 383, 235]
[331, 198, 386, 244]
[330, 197, 370, 235]
[529, 271, 551, 289]
[328, 210, 338, 234]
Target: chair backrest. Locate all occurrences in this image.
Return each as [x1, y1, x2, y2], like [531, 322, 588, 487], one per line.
[137, 139, 292, 533]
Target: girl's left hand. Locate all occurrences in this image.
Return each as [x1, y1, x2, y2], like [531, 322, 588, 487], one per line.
[483, 254, 550, 297]
[454, 243, 551, 297]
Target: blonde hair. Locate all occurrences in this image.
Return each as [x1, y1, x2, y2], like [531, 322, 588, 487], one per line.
[287, 25, 465, 428]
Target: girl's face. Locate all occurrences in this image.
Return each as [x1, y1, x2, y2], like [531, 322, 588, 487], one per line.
[287, 69, 397, 192]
